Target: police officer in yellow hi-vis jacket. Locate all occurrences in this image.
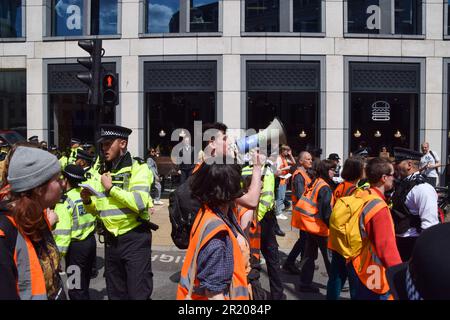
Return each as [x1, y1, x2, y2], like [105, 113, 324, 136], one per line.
[53, 164, 97, 300]
[80, 124, 154, 300]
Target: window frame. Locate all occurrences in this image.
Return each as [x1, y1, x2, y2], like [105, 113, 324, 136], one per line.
[140, 0, 223, 38]
[444, 0, 450, 39]
[240, 0, 326, 37]
[344, 0, 426, 39]
[43, 0, 122, 41]
[0, 0, 26, 43]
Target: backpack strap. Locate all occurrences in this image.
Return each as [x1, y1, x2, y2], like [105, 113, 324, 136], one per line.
[429, 151, 439, 175]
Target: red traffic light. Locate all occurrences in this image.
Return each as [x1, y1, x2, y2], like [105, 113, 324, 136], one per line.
[103, 73, 116, 88]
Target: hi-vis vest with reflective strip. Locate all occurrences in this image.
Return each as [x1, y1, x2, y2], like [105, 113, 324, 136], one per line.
[294, 178, 334, 236]
[333, 181, 357, 200]
[87, 159, 153, 237]
[241, 165, 275, 221]
[235, 205, 261, 262]
[3, 215, 47, 300]
[53, 187, 97, 256]
[351, 191, 393, 297]
[177, 206, 250, 300]
[59, 156, 68, 170]
[67, 147, 83, 165]
[278, 157, 290, 186]
[291, 168, 311, 229]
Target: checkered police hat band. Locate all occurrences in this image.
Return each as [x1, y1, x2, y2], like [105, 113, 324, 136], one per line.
[101, 128, 128, 138]
[64, 171, 84, 181]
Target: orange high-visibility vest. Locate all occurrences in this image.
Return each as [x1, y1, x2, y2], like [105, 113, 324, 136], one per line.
[177, 206, 250, 300]
[4, 215, 47, 300]
[293, 178, 334, 236]
[333, 181, 357, 200]
[291, 168, 311, 229]
[351, 192, 393, 297]
[278, 157, 290, 186]
[235, 205, 261, 262]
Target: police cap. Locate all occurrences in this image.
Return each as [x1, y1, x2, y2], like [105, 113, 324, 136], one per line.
[76, 149, 95, 163]
[28, 135, 39, 143]
[393, 147, 423, 163]
[98, 124, 132, 143]
[62, 164, 86, 182]
[70, 138, 82, 145]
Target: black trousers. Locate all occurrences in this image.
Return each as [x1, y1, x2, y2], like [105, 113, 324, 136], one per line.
[285, 230, 308, 264]
[300, 233, 331, 286]
[260, 211, 285, 300]
[396, 236, 417, 262]
[65, 232, 96, 300]
[104, 224, 153, 300]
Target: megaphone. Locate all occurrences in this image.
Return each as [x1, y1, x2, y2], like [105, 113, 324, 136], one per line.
[235, 117, 287, 154]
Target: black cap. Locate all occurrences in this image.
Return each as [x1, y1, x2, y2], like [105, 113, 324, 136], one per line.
[82, 142, 94, 150]
[328, 153, 340, 161]
[97, 124, 132, 143]
[386, 223, 450, 300]
[393, 147, 423, 163]
[0, 138, 9, 148]
[28, 135, 38, 143]
[70, 138, 81, 145]
[49, 145, 58, 152]
[76, 149, 95, 163]
[62, 164, 86, 182]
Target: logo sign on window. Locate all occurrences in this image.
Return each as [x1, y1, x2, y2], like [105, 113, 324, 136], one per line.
[371, 101, 390, 121]
[366, 5, 381, 30]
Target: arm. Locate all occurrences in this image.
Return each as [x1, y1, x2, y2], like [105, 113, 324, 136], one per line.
[414, 184, 440, 230]
[294, 174, 305, 200]
[366, 208, 402, 266]
[318, 186, 333, 226]
[0, 224, 19, 299]
[53, 202, 73, 256]
[235, 165, 262, 209]
[107, 164, 152, 214]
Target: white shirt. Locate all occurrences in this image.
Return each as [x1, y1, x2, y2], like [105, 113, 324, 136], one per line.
[420, 151, 440, 178]
[396, 172, 440, 238]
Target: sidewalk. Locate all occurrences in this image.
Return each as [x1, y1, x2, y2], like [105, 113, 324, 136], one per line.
[150, 196, 299, 250]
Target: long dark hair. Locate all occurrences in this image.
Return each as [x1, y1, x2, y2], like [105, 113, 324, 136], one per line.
[190, 157, 244, 209]
[307, 159, 336, 189]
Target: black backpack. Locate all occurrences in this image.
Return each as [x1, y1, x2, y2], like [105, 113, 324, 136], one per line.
[168, 175, 202, 249]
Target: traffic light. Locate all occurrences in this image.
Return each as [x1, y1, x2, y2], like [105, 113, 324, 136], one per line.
[76, 39, 103, 105]
[101, 72, 119, 107]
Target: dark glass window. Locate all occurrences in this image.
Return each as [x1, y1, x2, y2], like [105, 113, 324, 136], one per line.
[0, 1, 23, 38]
[48, 93, 115, 149]
[247, 92, 319, 155]
[190, 0, 219, 32]
[147, 0, 180, 33]
[91, 0, 118, 35]
[347, 0, 422, 35]
[245, 0, 280, 32]
[0, 70, 27, 139]
[350, 93, 419, 157]
[52, 0, 118, 36]
[293, 0, 322, 33]
[448, 0, 450, 35]
[146, 92, 215, 156]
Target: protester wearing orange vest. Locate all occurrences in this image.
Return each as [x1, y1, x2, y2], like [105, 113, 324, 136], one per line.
[326, 156, 365, 300]
[296, 159, 336, 293]
[283, 151, 313, 275]
[0, 146, 66, 300]
[177, 157, 251, 300]
[348, 157, 402, 300]
[275, 145, 295, 220]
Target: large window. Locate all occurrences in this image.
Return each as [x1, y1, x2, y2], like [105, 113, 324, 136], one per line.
[346, 0, 423, 36]
[446, 0, 450, 37]
[0, 1, 23, 39]
[245, 0, 323, 33]
[145, 0, 219, 34]
[50, 0, 118, 37]
[0, 70, 26, 139]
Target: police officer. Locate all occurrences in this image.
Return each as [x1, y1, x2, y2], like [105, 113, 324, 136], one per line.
[67, 138, 83, 165]
[53, 164, 97, 300]
[75, 149, 98, 182]
[80, 124, 154, 300]
[391, 147, 440, 261]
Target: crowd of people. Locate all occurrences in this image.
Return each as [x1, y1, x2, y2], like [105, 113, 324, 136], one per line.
[0, 122, 449, 301]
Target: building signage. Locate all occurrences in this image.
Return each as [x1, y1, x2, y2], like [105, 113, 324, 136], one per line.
[371, 101, 390, 121]
[366, 5, 381, 30]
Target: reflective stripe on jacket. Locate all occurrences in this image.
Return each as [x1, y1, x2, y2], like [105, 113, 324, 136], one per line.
[351, 195, 393, 297]
[53, 187, 97, 255]
[235, 205, 261, 262]
[5, 215, 47, 300]
[293, 178, 334, 236]
[177, 206, 249, 300]
[88, 156, 153, 236]
[291, 168, 311, 229]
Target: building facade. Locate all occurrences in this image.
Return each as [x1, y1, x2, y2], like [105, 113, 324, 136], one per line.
[1, 0, 450, 165]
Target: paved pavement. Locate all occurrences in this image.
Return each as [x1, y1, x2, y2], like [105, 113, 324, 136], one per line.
[61, 194, 351, 300]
